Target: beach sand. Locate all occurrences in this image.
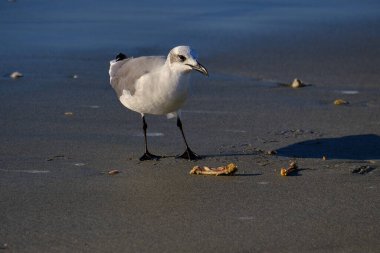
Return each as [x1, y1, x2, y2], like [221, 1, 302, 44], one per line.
[1, 0, 380, 252]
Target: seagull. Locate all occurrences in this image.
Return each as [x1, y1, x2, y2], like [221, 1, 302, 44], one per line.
[109, 46, 208, 161]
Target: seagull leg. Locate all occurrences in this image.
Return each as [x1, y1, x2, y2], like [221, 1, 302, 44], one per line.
[176, 117, 200, 160]
[139, 116, 161, 161]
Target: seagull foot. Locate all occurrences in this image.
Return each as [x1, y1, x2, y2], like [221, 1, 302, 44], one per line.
[176, 148, 201, 161]
[139, 152, 161, 161]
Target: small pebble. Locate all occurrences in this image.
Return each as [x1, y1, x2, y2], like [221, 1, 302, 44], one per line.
[64, 112, 74, 116]
[72, 74, 79, 79]
[291, 78, 305, 88]
[0, 243, 8, 249]
[108, 170, 120, 175]
[334, 99, 349, 105]
[10, 71, 23, 79]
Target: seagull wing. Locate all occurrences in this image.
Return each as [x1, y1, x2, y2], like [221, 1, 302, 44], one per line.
[109, 56, 166, 97]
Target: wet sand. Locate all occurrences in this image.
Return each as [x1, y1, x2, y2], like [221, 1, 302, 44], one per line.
[1, 0, 380, 252]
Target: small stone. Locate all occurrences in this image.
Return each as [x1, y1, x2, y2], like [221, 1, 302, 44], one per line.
[267, 150, 277, 155]
[291, 78, 305, 88]
[108, 169, 120, 175]
[10, 71, 23, 79]
[72, 74, 79, 79]
[334, 99, 349, 105]
[0, 243, 8, 249]
[64, 112, 74, 116]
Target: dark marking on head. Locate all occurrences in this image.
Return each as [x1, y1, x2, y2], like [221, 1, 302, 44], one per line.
[170, 53, 187, 64]
[169, 53, 177, 64]
[116, 53, 127, 62]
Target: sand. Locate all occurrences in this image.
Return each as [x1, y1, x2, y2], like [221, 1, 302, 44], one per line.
[1, 0, 380, 252]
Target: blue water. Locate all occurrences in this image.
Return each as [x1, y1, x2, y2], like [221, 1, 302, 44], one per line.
[1, 0, 379, 85]
[1, 0, 378, 53]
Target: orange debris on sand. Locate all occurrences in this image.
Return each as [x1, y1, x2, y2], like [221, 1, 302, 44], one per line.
[280, 161, 298, 176]
[190, 163, 237, 176]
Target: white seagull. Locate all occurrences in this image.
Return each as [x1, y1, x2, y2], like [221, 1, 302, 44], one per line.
[109, 46, 208, 161]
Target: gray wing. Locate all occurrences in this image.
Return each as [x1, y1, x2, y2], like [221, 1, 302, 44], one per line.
[109, 56, 166, 97]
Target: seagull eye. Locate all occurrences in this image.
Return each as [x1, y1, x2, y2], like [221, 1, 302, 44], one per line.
[178, 55, 186, 62]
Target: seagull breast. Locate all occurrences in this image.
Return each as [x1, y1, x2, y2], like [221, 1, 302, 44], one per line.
[120, 63, 191, 115]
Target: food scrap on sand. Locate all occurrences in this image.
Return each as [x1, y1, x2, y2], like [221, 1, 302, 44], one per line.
[280, 161, 298, 176]
[190, 163, 237, 176]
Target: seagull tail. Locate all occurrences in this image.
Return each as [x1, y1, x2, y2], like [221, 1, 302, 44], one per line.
[115, 53, 127, 62]
[109, 53, 131, 85]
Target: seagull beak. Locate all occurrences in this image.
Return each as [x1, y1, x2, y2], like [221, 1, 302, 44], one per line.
[187, 62, 208, 76]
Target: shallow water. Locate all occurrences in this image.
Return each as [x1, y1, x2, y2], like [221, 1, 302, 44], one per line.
[1, 0, 379, 85]
[1, 0, 378, 51]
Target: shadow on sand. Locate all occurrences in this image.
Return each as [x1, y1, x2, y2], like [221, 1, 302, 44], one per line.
[276, 134, 380, 160]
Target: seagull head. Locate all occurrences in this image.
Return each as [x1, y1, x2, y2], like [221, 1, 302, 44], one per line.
[168, 46, 208, 76]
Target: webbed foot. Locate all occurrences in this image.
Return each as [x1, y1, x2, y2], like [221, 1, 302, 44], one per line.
[176, 148, 201, 161]
[139, 152, 161, 161]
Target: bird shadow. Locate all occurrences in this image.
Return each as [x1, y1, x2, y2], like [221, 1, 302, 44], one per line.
[276, 134, 380, 160]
